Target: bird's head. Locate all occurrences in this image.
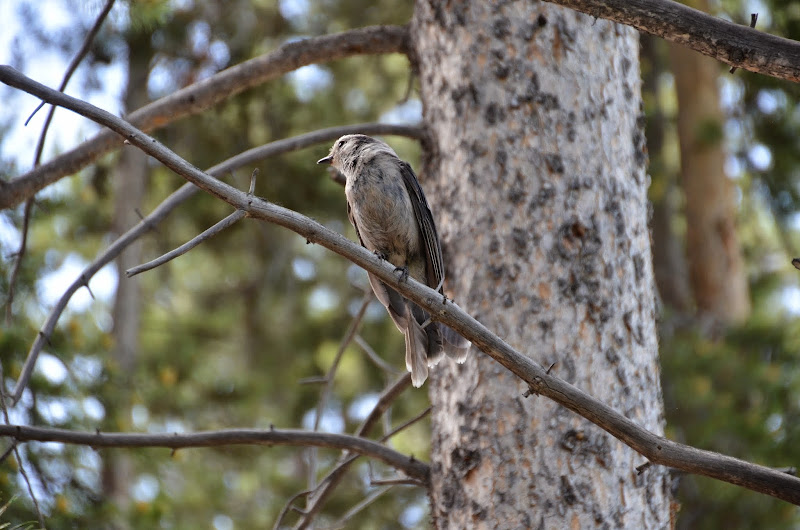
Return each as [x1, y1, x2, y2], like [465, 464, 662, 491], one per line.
[317, 134, 396, 171]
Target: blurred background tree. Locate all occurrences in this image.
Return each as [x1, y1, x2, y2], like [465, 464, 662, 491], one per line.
[643, 0, 800, 528]
[0, 0, 798, 528]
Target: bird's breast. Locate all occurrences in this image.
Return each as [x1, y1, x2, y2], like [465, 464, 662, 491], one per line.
[346, 170, 421, 269]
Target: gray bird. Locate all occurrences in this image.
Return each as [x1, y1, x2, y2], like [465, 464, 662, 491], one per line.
[318, 134, 470, 387]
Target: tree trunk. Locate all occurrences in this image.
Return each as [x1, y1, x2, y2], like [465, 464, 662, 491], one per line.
[668, 0, 750, 326]
[412, 2, 674, 527]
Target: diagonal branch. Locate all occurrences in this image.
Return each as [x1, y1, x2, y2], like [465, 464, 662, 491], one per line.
[3, 66, 800, 505]
[0, 425, 429, 484]
[541, 0, 800, 82]
[8, 122, 420, 407]
[0, 25, 409, 210]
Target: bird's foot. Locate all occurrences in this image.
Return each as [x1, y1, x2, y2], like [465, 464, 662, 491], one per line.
[394, 265, 409, 282]
[373, 250, 388, 261]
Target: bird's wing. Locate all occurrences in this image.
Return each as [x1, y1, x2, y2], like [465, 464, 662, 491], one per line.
[398, 161, 444, 291]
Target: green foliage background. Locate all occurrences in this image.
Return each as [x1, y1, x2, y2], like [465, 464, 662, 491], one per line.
[1, 0, 799, 528]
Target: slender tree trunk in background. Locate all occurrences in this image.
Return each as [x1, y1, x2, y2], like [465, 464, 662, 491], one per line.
[642, 35, 691, 313]
[101, 29, 151, 512]
[668, 0, 750, 326]
[413, 2, 673, 527]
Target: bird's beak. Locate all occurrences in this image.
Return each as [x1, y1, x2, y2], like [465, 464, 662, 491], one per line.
[317, 156, 333, 165]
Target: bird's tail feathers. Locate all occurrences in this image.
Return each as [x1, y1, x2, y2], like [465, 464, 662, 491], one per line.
[405, 318, 429, 388]
[440, 324, 471, 364]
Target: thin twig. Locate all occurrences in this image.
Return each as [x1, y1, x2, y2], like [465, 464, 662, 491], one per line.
[5, 198, 33, 324]
[297, 376, 328, 385]
[0, 440, 18, 465]
[369, 478, 423, 487]
[248, 168, 259, 195]
[355, 335, 403, 375]
[5, 0, 116, 323]
[126, 209, 246, 277]
[322, 485, 394, 530]
[273, 489, 312, 530]
[0, 367, 45, 529]
[295, 376, 417, 529]
[6, 123, 421, 406]
[382, 406, 431, 442]
[6, 70, 800, 504]
[308, 290, 372, 491]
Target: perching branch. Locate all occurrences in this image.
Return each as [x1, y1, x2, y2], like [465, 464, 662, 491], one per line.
[0, 24, 409, 210]
[3, 66, 800, 505]
[0, 425, 429, 484]
[8, 122, 420, 407]
[541, 0, 800, 82]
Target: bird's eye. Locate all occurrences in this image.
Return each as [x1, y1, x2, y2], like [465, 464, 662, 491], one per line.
[336, 140, 345, 150]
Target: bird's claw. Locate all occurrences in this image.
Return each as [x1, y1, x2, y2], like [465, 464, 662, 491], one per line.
[394, 265, 409, 282]
[373, 250, 388, 261]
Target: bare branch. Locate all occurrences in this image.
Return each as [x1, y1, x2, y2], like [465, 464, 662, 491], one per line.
[126, 209, 246, 277]
[325, 485, 394, 530]
[5, 67, 800, 505]
[0, 425, 429, 484]
[273, 490, 312, 530]
[541, 0, 800, 82]
[294, 374, 412, 528]
[355, 335, 403, 375]
[382, 406, 430, 442]
[0, 368, 45, 529]
[356, 374, 412, 439]
[7, 122, 420, 406]
[0, 25, 410, 210]
[296, 375, 417, 529]
[4, 198, 33, 324]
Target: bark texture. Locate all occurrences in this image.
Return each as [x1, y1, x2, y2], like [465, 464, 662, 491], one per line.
[412, 2, 673, 527]
[669, 0, 750, 325]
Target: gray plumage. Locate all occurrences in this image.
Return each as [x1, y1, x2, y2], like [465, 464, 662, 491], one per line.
[318, 134, 470, 387]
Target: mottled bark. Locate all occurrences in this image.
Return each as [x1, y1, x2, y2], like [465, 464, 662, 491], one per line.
[669, 0, 750, 325]
[413, 2, 672, 527]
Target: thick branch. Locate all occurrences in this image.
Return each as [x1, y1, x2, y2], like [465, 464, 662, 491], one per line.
[0, 425, 429, 484]
[3, 66, 800, 505]
[0, 25, 409, 210]
[541, 0, 800, 82]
